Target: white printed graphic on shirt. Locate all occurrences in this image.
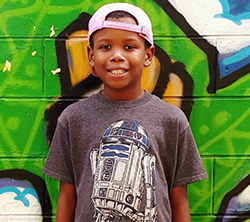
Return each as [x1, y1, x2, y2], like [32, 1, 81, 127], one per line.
[90, 119, 157, 222]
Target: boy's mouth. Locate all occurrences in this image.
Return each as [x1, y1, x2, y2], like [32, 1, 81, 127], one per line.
[108, 69, 127, 75]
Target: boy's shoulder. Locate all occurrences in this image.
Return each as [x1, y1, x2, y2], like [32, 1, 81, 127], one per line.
[58, 93, 100, 121]
[148, 94, 186, 117]
[147, 94, 190, 130]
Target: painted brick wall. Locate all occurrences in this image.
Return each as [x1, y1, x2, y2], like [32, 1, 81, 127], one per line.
[0, 0, 250, 221]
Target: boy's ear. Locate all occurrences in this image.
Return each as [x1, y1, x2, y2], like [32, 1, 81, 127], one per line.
[144, 45, 155, 67]
[87, 45, 94, 67]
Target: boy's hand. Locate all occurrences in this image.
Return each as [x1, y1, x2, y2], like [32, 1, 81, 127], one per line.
[56, 182, 77, 222]
[170, 185, 191, 222]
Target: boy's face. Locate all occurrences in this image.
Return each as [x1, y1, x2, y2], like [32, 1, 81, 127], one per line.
[88, 16, 155, 100]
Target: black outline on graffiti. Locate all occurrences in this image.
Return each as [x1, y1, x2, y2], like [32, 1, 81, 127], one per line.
[214, 174, 250, 222]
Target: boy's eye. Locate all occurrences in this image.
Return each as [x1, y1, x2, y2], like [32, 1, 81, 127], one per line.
[100, 45, 110, 49]
[125, 45, 135, 50]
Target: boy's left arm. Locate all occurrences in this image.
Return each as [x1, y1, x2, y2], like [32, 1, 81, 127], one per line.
[170, 185, 191, 222]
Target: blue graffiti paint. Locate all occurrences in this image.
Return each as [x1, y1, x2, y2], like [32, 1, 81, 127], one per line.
[219, 46, 250, 77]
[0, 186, 40, 207]
[215, 0, 250, 25]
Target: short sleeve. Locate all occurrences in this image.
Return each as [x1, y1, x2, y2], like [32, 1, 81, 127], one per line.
[43, 120, 75, 184]
[173, 125, 208, 187]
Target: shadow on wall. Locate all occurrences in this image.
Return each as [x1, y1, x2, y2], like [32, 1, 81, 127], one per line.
[44, 12, 194, 145]
[0, 169, 52, 222]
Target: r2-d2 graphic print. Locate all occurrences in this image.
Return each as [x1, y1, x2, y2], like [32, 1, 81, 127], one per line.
[90, 119, 157, 222]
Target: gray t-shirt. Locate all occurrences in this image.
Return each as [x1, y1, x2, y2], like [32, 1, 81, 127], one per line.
[43, 91, 207, 222]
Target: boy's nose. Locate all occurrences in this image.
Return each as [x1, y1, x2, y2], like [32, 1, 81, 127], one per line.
[111, 50, 124, 62]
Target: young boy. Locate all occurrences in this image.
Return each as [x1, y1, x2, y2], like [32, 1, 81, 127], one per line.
[43, 3, 207, 222]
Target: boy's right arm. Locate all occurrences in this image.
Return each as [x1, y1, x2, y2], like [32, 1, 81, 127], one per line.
[56, 182, 77, 222]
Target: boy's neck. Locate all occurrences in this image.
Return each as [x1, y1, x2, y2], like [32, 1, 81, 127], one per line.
[101, 88, 145, 101]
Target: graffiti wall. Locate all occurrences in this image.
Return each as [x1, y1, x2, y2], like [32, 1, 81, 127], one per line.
[0, 0, 250, 221]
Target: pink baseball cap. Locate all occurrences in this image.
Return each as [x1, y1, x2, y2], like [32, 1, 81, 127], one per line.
[88, 3, 154, 45]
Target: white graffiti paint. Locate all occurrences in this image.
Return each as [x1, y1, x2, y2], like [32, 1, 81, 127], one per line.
[168, 0, 250, 54]
[0, 179, 42, 222]
[168, 0, 250, 78]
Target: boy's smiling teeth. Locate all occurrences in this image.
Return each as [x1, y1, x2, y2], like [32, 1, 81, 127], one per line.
[110, 70, 126, 75]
